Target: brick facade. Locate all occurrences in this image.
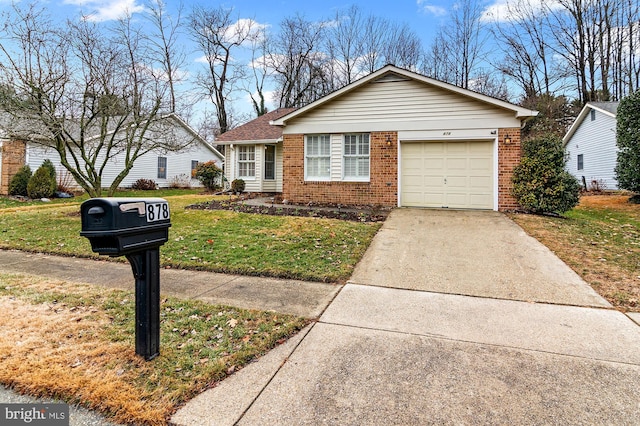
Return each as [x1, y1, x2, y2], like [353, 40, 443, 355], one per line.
[497, 128, 521, 211]
[283, 129, 522, 210]
[283, 132, 398, 206]
[1, 139, 27, 195]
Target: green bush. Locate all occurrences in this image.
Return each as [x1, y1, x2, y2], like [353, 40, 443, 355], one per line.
[8, 165, 32, 196]
[615, 90, 640, 195]
[193, 161, 223, 191]
[27, 164, 56, 198]
[511, 134, 580, 214]
[41, 159, 56, 182]
[231, 178, 245, 193]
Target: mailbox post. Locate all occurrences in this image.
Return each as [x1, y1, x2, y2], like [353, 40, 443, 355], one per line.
[80, 198, 171, 360]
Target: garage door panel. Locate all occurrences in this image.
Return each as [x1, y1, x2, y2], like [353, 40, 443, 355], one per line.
[446, 176, 467, 189]
[422, 143, 445, 154]
[446, 158, 468, 170]
[401, 140, 493, 210]
[469, 158, 491, 169]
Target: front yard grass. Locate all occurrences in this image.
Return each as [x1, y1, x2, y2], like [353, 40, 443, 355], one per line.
[0, 272, 308, 425]
[510, 194, 640, 312]
[0, 193, 381, 282]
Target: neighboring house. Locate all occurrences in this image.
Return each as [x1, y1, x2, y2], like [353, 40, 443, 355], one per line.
[216, 108, 297, 193]
[263, 64, 537, 211]
[0, 113, 223, 195]
[563, 102, 619, 190]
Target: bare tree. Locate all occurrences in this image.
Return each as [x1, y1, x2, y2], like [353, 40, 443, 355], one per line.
[145, 0, 186, 113]
[381, 23, 423, 71]
[424, 0, 487, 88]
[189, 6, 255, 133]
[326, 5, 366, 86]
[245, 26, 270, 116]
[0, 4, 192, 197]
[360, 14, 391, 74]
[267, 15, 329, 108]
[488, 0, 562, 99]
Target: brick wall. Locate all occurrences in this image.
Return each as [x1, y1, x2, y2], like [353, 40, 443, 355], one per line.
[283, 129, 522, 210]
[497, 128, 521, 211]
[282, 132, 398, 206]
[1, 140, 27, 195]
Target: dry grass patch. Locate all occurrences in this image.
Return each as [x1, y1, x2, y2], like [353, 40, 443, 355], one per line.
[0, 273, 308, 425]
[510, 194, 640, 311]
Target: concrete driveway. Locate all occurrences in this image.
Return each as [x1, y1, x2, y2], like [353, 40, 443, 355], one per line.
[173, 209, 640, 425]
[350, 209, 608, 307]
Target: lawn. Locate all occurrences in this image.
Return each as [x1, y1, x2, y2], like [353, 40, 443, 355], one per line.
[0, 272, 307, 425]
[510, 194, 640, 312]
[0, 191, 381, 282]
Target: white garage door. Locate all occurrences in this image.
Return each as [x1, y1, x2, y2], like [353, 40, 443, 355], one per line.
[401, 140, 494, 209]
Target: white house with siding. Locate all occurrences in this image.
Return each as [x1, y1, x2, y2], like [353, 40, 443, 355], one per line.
[563, 102, 619, 190]
[0, 113, 223, 194]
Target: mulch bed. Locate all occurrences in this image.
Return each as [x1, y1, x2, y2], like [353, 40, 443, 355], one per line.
[188, 199, 389, 222]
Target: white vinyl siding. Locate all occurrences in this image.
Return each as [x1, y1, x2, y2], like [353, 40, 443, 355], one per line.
[23, 122, 222, 190]
[343, 133, 370, 181]
[565, 107, 619, 190]
[225, 143, 282, 193]
[330, 135, 343, 181]
[305, 135, 331, 180]
[282, 78, 521, 135]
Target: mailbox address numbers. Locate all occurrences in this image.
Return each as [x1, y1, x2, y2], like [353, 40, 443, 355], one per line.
[146, 202, 170, 223]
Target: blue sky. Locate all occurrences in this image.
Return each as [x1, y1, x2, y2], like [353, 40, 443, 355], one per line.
[0, 0, 513, 122]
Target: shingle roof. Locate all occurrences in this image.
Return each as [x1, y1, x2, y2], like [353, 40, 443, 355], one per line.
[216, 108, 297, 143]
[590, 102, 619, 115]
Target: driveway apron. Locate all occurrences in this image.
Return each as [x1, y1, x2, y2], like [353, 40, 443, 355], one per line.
[173, 209, 640, 425]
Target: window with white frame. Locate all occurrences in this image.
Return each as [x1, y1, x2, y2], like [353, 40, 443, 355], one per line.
[191, 160, 199, 178]
[305, 135, 331, 180]
[343, 133, 370, 180]
[157, 157, 167, 179]
[237, 146, 256, 178]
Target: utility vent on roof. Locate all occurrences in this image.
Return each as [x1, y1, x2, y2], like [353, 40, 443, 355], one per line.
[373, 73, 410, 83]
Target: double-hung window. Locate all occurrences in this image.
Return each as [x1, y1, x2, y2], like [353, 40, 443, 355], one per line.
[305, 135, 331, 180]
[343, 133, 370, 181]
[157, 157, 167, 179]
[237, 146, 256, 178]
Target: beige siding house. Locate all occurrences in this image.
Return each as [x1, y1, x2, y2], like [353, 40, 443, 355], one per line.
[272, 65, 538, 211]
[216, 108, 296, 193]
[215, 65, 538, 211]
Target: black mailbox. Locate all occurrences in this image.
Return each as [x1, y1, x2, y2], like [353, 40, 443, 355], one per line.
[81, 198, 171, 256]
[80, 197, 171, 360]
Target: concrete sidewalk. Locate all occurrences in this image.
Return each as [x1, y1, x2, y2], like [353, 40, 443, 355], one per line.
[0, 250, 340, 318]
[173, 209, 640, 425]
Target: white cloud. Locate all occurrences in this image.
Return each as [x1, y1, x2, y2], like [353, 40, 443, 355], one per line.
[64, 0, 145, 22]
[481, 0, 563, 23]
[417, 0, 447, 17]
[223, 18, 268, 45]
